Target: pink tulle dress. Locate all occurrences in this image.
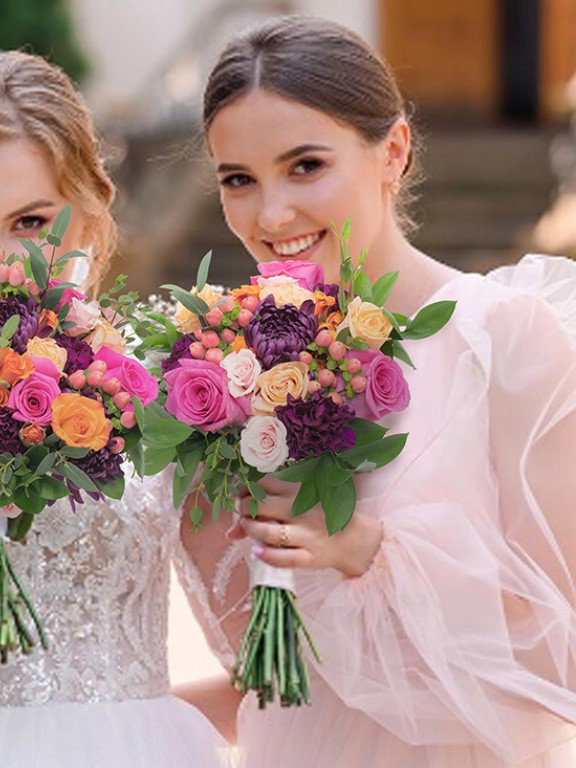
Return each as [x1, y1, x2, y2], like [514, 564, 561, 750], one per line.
[175, 254, 576, 768]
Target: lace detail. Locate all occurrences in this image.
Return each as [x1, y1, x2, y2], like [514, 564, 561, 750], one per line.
[0, 470, 179, 707]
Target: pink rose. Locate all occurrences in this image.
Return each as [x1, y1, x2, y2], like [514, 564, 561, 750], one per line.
[252, 261, 324, 291]
[348, 350, 410, 421]
[165, 359, 250, 432]
[8, 367, 61, 424]
[65, 298, 101, 336]
[220, 349, 262, 398]
[49, 279, 87, 310]
[95, 347, 158, 407]
[240, 415, 289, 472]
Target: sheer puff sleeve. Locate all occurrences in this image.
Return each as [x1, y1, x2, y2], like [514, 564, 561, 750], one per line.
[294, 255, 576, 763]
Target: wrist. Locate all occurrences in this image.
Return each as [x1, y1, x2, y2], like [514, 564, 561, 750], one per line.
[336, 513, 384, 578]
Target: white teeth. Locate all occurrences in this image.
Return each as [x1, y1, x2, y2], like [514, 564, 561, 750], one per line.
[271, 232, 321, 256]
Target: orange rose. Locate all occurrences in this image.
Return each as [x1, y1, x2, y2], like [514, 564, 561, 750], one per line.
[0, 348, 35, 386]
[313, 290, 336, 319]
[51, 393, 111, 450]
[20, 423, 46, 446]
[0, 386, 9, 406]
[230, 284, 260, 305]
[319, 310, 345, 332]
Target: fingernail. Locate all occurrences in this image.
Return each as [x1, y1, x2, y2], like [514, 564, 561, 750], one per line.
[252, 544, 265, 558]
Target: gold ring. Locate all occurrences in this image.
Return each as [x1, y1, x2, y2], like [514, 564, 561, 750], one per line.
[277, 523, 289, 548]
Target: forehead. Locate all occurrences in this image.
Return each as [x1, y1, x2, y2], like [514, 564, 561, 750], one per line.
[0, 138, 59, 203]
[207, 88, 360, 160]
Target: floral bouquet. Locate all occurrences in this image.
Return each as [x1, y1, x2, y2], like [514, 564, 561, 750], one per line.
[0, 206, 158, 662]
[137, 221, 455, 707]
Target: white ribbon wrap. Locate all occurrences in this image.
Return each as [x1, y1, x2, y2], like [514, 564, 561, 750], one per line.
[249, 554, 296, 593]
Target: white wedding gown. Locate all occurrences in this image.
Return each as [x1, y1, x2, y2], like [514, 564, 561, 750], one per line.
[0, 471, 229, 767]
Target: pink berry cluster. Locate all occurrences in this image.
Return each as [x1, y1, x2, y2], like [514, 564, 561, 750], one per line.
[0, 255, 41, 296]
[299, 328, 366, 405]
[67, 360, 134, 452]
[188, 294, 256, 363]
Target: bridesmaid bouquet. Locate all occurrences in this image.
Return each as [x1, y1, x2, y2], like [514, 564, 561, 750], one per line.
[0, 206, 158, 661]
[138, 220, 456, 707]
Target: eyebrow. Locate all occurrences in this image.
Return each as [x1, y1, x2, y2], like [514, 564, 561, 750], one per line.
[216, 144, 333, 174]
[9, 199, 57, 218]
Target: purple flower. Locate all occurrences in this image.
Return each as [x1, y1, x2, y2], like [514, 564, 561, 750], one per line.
[315, 283, 341, 310]
[0, 296, 38, 353]
[161, 334, 194, 374]
[55, 334, 94, 374]
[276, 392, 356, 460]
[0, 407, 24, 455]
[72, 446, 124, 484]
[244, 295, 317, 369]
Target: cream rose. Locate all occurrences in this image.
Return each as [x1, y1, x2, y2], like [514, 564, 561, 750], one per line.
[240, 415, 289, 473]
[26, 337, 68, 374]
[258, 276, 314, 308]
[85, 319, 127, 354]
[65, 298, 101, 336]
[336, 296, 392, 350]
[175, 284, 223, 333]
[220, 348, 262, 398]
[251, 361, 309, 416]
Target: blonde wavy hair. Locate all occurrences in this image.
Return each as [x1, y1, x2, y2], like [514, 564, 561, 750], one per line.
[0, 51, 116, 293]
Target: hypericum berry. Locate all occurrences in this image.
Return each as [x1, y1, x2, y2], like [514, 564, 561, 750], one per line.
[113, 391, 132, 409]
[241, 295, 259, 312]
[108, 436, 125, 454]
[103, 376, 122, 396]
[27, 282, 41, 297]
[317, 368, 335, 388]
[88, 360, 107, 373]
[120, 411, 137, 429]
[351, 375, 367, 394]
[201, 330, 220, 348]
[328, 341, 347, 360]
[329, 391, 343, 405]
[237, 308, 254, 328]
[8, 261, 25, 287]
[205, 308, 223, 326]
[68, 370, 87, 389]
[189, 341, 206, 359]
[205, 347, 224, 364]
[220, 328, 236, 345]
[315, 329, 334, 348]
[219, 295, 236, 313]
[193, 328, 203, 341]
[0, 264, 9, 283]
[298, 351, 313, 365]
[87, 370, 105, 388]
[307, 380, 322, 395]
[347, 357, 362, 374]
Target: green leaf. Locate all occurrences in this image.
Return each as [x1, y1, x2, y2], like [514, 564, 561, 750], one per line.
[161, 285, 209, 316]
[402, 300, 456, 340]
[144, 446, 176, 475]
[348, 418, 388, 447]
[35, 476, 69, 500]
[34, 453, 57, 476]
[60, 462, 99, 492]
[7, 510, 36, 541]
[249, 498, 259, 518]
[172, 443, 204, 508]
[372, 271, 399, 307]
[132, 396, 145, 432]
[320, 475, 356, 534]
[13, 489, 47, 516]
[317, 453, 352, 491]
[352, 271, 372, 302]
[20, 238, 49, 290]
[59, 447, 90, 459]
[290, 478, 320, 517]
[341, 433, 408, 470]
[1, 314, 20, 340]
[51, 204, 72, 239]
[219, 442, 237, 460]
[127, 442, 145, 477]
[195, 251, 213, 293]
[142, 417, 194, 448]
[189, 506, 203, 528]
[274, 457, 318, 483]
[96, 475, 125, 500]
[389, 340, 415, 369]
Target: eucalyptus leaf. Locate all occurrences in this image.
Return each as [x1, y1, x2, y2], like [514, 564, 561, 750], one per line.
[60, 462, 99, 492]
[1, 314, 20, 340]
[161, 285, 209, 316]
[219, 442, 237, 460]
[34, 453, 57, 476]
[196, 251, 213, 293]
[59, 447, 90, 459]
[51, 204, 72, 239]
[20, 238, 49, 290]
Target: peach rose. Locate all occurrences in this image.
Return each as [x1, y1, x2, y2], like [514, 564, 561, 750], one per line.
[0, 386, 9, 406]
[231, 335, 247, 353]
[85, 319, 127, 354]
[20, 423, 46, 446]
[336, 296, 392, 350]
[257, 276, 314, 308]
[51, 393, 111, 450]
[65, 298, 101, 336]
[175, 284, 223, 333]
[230, 284, 260, 305]
[313, 290, 336, 318]
[27, 337, 68, 374]
[251, 361, 309, 416]
[0, 348, 35, 386]
[38, 309, 58, 335]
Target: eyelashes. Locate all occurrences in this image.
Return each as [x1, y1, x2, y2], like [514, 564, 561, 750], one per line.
[13, 215, 50, 233]
[218, 157, 326, 190]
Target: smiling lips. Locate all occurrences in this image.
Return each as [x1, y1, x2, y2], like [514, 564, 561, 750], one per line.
[267, 230, 325, 257]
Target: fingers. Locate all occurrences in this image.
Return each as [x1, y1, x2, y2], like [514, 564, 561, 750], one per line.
[241, 517, 295, 549]
[252, 542, 314, 569]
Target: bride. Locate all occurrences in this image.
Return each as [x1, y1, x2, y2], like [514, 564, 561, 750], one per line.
[0, 51, 229, 767]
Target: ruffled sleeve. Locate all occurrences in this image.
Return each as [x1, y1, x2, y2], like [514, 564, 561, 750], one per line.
[294, 255, 576, 763]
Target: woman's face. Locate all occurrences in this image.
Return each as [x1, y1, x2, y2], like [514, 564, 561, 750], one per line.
[208, 89, 400, 284]
[0, 138, 87, 280]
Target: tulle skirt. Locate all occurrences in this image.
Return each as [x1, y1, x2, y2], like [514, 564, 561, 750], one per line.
[0, 695, 235, 767]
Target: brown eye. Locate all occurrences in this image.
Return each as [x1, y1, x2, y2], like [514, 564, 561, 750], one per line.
[292, 158, 324, 175]
[220, 173, 254, 189]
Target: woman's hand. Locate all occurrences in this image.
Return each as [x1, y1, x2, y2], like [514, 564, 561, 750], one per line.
[230, 476, 383, 578]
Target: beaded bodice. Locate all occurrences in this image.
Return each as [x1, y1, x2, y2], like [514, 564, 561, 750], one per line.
[0, 471, 177, 707]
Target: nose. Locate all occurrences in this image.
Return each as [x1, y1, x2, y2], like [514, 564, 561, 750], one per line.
[257, 187, 295, 234]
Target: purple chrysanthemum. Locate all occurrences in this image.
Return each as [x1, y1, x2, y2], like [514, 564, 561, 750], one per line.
[71, 446, 124, 485]
[55, 334, 94, 374]
[0, 407, 24, 455]
[244, 295, 317, 369]
[0, 296, 38, 353]
[276, 392, 356, 460]
[162, 334, 194, 374]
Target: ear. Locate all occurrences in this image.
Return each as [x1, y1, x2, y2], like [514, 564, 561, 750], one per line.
[378, 117, 411, 190]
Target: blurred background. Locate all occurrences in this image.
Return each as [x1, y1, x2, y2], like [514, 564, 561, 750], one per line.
[3, 0, 576, 682]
